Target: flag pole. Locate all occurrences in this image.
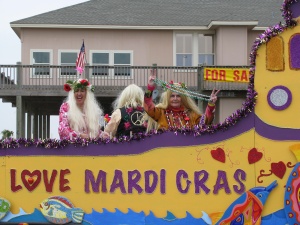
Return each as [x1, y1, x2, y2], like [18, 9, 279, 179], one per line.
[82, 39, 87, 79]
[75, 40, 86, 79]
[83, 39, 88, 79]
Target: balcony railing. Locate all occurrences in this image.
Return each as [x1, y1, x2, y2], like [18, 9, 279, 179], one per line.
[0, 64, 249, 96]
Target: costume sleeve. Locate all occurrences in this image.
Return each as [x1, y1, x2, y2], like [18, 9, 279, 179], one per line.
[204, 103, 216, 125]
[58, 102, 79, 140]
[144, 96, 163, 121]
[104, 109, 121, 138]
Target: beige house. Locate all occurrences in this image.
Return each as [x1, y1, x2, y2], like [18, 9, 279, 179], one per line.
[1, 0, 283, 138]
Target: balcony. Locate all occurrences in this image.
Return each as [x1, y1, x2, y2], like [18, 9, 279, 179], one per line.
[0, 64, 249, 112]
[0, 64, 249, 138]
[0, 64, 249, 94]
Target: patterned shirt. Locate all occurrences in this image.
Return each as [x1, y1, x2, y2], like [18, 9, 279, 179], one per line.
[58, 102, 102, 140]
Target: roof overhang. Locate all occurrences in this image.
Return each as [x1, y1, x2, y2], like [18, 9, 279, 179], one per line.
[10, 24, 210, 37]
[11, 21, 266, 38]
[207, 21, 259, 29]
[252, 26, 270, 31]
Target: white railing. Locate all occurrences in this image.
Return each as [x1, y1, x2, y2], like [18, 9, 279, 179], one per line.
[0, 64, 249, 94]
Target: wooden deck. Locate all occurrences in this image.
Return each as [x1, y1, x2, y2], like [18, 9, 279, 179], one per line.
[0, 64, 250, 114]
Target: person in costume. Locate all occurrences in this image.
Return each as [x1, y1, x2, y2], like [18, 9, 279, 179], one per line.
[144, 69, 219, 130]
[103, 84, 147, 138]
[58, 78, 105, 140]
[144, 92, 165, 133]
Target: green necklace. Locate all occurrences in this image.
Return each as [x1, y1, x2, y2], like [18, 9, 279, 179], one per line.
[153, 78, 211, 102]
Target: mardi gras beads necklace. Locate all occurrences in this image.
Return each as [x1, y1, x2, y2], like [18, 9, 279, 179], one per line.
[153, 78, 212, 102]
[165, 109, 190, 128]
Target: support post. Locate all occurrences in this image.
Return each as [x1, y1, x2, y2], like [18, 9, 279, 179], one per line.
[27, 110, 32, 139]
[16, 62, 22, 87]
[197, 65, 205, 113]
[42, 114, 47, 139]
[33, 110, 38, 139]
[39, 114, 42, 139]
[47, 115, 50, 139]
[16, 96, 25, 138]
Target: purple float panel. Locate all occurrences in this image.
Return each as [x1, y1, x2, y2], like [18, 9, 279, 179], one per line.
[255, 114, 300, 141]
[290, 34, 300, 69]
[290, 1, 300, 18]
[0, 112, 255, 157]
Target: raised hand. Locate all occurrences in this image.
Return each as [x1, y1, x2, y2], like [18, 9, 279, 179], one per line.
[80, 133, 89, 139]
[209, 88, 220, 104]
[148, 69, 157, 86]
[100, 131, 110, 139]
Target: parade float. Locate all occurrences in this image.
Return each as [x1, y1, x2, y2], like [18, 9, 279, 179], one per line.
[1, 0, 300, 224]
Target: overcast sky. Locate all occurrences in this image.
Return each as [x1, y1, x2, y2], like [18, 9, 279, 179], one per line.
[0, 0, 89, 139]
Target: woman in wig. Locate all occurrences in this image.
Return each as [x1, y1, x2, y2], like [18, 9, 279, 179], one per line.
[103, 84, 147, 138]
[58, 78, 104, 140]
[144, 70, 219, 130]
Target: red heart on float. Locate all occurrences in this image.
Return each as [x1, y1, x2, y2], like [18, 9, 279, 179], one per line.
[271, 161, 286, 179]
[27, 177, 34, 184]
[211, 147, 226, 163]
[21, 170, 41, 191]
[248, 148, 263, 164]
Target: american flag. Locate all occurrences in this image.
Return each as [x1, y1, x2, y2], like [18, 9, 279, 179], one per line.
[76, 41, 85, 73]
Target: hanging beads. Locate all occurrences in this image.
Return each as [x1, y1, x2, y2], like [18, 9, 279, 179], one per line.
[166, 109, 190, 129]
[153, 78, 212, 102]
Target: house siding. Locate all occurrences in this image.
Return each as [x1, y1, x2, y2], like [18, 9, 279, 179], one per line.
[21, 28, 173, 66]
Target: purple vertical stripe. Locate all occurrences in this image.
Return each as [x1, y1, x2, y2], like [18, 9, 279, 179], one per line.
[290, 34, 300, 69]
[291, 1, 300, 19]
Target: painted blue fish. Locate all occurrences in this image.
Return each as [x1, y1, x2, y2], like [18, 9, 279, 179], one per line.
[215, 180, 277, 225]
[0, 197, 10, 220]
[284, 145, 300, 225]
[39, 196, 84, 224]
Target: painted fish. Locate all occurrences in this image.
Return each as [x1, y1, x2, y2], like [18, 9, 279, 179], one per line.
[284, 145, 300, 225]
[0, 197, 11, 220]
[40, 196, 84, 224]
[215, 180, 277, 225]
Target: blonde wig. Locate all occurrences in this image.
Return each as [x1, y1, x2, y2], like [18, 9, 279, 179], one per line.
[157, 86, 201, 114]
[66, 89, 103, 138]
[113, 84, 144, 110]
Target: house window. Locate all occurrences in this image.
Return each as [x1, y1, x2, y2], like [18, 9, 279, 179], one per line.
[60, 52, 77, 76]
[91, 51, 132, 76]
[175, 32, 214, 66]
[31, 51, 51, 76]
[176, 34, 193, 66]
[114, 53, 131, 76]
[198, 34, 214, 65]
[92, 53, 109, 75]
